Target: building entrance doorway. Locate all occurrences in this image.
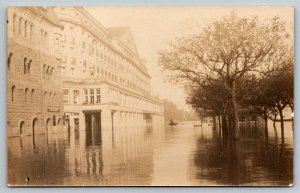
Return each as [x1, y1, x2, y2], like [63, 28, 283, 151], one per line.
[83, 110, 101, 147]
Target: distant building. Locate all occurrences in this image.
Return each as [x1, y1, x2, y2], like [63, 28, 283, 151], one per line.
[54, 7, 164, 149]
[7, 7, 64, 137]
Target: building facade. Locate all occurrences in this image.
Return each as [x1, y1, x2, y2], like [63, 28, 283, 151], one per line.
[54, 7, 164, 151]
[7, 7, 64, 137]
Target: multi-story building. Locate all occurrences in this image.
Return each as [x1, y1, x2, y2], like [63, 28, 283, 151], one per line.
[54, 7, 164, 151]
[7, 7, 64, 138]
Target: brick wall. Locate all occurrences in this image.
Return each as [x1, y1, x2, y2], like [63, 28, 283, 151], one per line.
[7, 41, 64, 137]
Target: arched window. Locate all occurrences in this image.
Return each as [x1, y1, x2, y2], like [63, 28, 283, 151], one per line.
[44, 91, 47, 102]
[49, 92, 52, 103]
[31, 89, 34, 104]
[25, 88, 28, 102]
[13, 14, 18, 35]
[12, 85, 16, 102]
[30, 24, 34, 41]
[57, 118, 61, 126]
[24, 20, 28, 38]
[7, 52, 13, 71]
[20, 121, 25, 134]
[46, 66, 50, 79]
[43, 64, 46, 78]
[50, 67, 54, 76]
[27, 59, 32, 74]
[24, 57, 27, 74]
[45, 32, 48, 47]
[18, 17, 22, 36]
[27, 21, 31, 40]
[41, 29, 44, 45]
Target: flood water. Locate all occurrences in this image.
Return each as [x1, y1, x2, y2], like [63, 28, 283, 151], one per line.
[8, 121, 293, 186]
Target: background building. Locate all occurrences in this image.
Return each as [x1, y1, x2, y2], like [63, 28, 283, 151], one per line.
[7, 7, 64, 137]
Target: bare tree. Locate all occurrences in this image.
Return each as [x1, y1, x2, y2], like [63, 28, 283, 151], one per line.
[159, 12, 291, 139]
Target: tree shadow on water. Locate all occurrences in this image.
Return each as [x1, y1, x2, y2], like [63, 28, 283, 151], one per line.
[192, 125, 293, 186]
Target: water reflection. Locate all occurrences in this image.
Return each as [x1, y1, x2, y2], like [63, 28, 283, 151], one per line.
[190, 122, 293, 186]
[8, 121, 293, 186]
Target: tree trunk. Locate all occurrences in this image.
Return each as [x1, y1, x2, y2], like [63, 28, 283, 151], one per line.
[231, 81, 239, 140]
[213, 116, 216, 128]
[278, 108, 285, 143]
[222, 115, 228, 137]
[218, 115, 222, 130]
[264, 116, 268, 138]
[272, 114, 278, 139]
[273, 114, 277, 129]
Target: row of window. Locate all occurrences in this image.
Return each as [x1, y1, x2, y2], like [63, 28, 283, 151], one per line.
[75, 56, 148, 86]
[7, 53, 32, 75]
[43, 64, 54, 80]
[83, 88, 101, 104]
[79, 29, 137, 66]
[62, 87, 161, 112]
[63, 89, 101, 104]
[64, 65, 149, 94]
[7, 54, 56, 82]
[61, 32, 148, 88]
[18, 116, 62, 135]
[13, 14, 34, 40]
[44, 91, 58, 104]
[11, 85, 58, 104]
[24, 57, 32, 74]
[11, 85, 34, 104]
[12, 13, 49, 47]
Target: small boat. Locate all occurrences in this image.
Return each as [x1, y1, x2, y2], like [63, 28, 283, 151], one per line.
[194, 124, 202, 127]
[168, 119, 177, 125]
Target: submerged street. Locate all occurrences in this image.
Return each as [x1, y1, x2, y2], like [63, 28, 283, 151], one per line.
[8, 122, 293, 186]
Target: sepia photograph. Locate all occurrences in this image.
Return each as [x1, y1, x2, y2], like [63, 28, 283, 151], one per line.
[6, 6, 294, 186]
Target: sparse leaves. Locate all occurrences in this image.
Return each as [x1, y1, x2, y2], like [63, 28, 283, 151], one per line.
[159, 12, 293, 136]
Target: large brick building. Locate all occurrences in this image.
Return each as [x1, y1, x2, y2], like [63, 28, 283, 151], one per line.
[7, 7, 64, 137]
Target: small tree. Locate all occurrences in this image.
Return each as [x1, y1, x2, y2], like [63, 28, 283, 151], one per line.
[241, 76, 277, 131]
[187, 81, 231, 134]
[241, 55, 293, 140]
[262, 62, 294, 139]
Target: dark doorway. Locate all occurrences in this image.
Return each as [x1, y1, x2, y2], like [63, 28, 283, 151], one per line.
[84, 111, 101, 147]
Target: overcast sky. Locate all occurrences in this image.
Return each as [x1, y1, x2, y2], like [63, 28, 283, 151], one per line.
[85, 6, 293, 110]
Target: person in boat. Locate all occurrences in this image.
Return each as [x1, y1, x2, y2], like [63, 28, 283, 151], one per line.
[169, 118, 177, 125]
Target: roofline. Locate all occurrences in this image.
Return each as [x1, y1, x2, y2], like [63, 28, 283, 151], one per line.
[57, 8, 151, 78]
